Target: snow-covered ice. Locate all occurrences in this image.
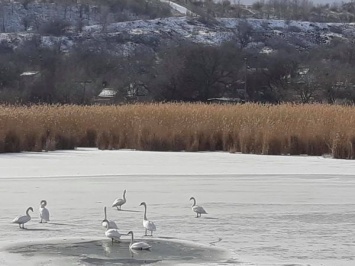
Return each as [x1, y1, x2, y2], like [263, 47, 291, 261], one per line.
[0, 149, 355, 265]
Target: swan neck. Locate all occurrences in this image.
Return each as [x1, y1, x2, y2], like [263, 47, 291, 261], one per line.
[130, 232, 134, 245]
[143, 204, 147, 220]
[104, 207, 107, 219]
[123, 191, 126, 200]
[191, 198, 196, 207]
[26, 208, 31, 216]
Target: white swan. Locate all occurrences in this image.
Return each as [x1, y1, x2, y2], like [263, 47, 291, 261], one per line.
[101, 206, 118, 229]
[103, 219, 123, 243]
[13, 207, 33, 229]
[128, 231, 151, 250]
[190, 197, 207, 218]
[39, 200, 50, 223]
[139, 202, 156, 236]
[112, 189, 127, 210]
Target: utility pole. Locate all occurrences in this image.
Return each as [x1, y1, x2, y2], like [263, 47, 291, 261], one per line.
[76, 80, 92, 104]
[244, 57, 247, 100]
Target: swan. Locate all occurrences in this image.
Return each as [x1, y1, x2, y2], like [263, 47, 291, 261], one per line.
[12, 207, 33, 229]
[103, 219, 123, 243]
[39, 200, 50, 223]
[190, 197, 207, 218]
[112, 189, 127, 210]
[101, 206, 118, 229]
[139, 202, 156, 236]
[127, 231, 151, 250]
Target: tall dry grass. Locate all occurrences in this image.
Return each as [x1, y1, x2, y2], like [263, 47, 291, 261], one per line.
[0, 103, 355, 159]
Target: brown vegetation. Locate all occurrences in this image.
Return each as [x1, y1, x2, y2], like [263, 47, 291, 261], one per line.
[1, 103, 355, 159]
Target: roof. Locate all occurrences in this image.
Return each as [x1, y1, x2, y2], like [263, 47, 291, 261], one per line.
[207, 97, 245, 103]
[20, 71, 39, 77]
[98, 88, 117, 98]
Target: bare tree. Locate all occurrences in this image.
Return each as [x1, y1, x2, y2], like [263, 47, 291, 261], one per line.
[154, 43, 188, 101]
[290, 67, 319, 103]
[0, 2, 7, 32]
[233, 20, 254, 49]
[260, 48, 300, 102]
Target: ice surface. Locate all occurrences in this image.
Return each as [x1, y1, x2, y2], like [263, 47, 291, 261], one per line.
[0, 149, 354, 265]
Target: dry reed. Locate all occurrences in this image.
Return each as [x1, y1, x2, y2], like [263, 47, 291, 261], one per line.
[0, 103, 355, 159]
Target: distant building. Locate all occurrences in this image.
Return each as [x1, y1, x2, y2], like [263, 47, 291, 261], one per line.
[20, 71, 40, 77]
[126, 83, 152, 103]
[94, 88, 117, 104]
[207, 97, 245, 104]
[93, 83, 153, 104]
[19, 71, 40, 90]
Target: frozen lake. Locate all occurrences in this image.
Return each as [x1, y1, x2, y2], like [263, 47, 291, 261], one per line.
[0, 149, 355, 265]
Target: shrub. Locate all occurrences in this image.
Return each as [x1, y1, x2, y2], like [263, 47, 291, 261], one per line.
[39, 19, 71, 36]
[4, 130, 21, 153]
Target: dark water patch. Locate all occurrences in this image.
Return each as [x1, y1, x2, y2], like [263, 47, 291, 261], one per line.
[81, 257, 161, 265]
[8, 238, 228, 265]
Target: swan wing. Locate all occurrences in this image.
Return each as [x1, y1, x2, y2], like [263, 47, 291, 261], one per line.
[131, 242, 151, 250]
[143, 220, 156, 231]
[105, 229, 121, 240]
[193, 205, 207, 214]
[108, 220, 118, 229]
[12, 216, 21, 223]
[102, 220, 118, 229]
[40, 207, 50, 222]
[13, 215, 31, 224]
[112, 198, 125, 207]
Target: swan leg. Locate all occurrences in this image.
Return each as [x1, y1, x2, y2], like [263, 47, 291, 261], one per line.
[18, 224, 21, 229]
[145, 229, 147, 236]
[150, 231, 153, 236]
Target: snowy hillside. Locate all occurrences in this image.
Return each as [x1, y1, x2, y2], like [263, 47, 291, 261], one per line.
[1, 15, 355, 54]
[1, 1, 355, 54]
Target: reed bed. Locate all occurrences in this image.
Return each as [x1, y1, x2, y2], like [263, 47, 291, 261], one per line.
[0, 103, 355, 159]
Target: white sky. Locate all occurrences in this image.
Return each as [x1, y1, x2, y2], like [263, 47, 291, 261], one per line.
[235, 0, 350, 5]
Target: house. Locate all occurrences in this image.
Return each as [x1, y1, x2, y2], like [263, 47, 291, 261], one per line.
[94, 83, 153, 104]
[20, 71, 40, 77]
[207, 97, 245, 104]
[19, 71, 40, 90]
[126, 83, 152, 103]
[93, 88, 117, 104]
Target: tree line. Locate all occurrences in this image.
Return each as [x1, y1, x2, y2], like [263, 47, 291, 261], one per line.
[1, 29, 355, 105]
[176, 0, 355, 23]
